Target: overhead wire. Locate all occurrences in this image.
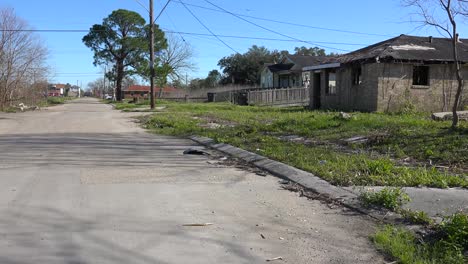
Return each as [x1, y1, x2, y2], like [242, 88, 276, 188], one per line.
[178, 1, 239, 54]
[171, 0, 394, 38]
[162, 30, 368, 46]
[155, 0, 172, 22]
[133, 0, 150, 13]
[0, 28, 370, 47]
[203, 0, 350, 52]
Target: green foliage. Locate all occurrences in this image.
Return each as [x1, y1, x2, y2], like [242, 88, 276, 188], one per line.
[373, 225, 466, 264]
[189, 70, 222, 90]
[293, 46, 326, 56]
[440, 213, 468, 251]
[4, 107, 17, 113]
[82, 9, 167, 100]
[218, 45, 274, 85]
[399, 209, 434, 225]
[47, 97, 66, 105]
[360, 188, 411, 210]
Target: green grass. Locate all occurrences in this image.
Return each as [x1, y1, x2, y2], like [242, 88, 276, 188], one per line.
[360, 188, 411, 210]
[39, 96, 75, 106]
[374, 213, 468, 264]
[138, 102, 468, 188]
[399, 209, 434, 226]
[113, 99, 151, 110]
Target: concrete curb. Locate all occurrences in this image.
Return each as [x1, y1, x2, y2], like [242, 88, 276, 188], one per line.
[190, 136, 399, 222]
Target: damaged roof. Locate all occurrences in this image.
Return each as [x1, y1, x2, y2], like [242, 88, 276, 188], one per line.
[267, 55, 332, 72]
[338, 34, 468, 64]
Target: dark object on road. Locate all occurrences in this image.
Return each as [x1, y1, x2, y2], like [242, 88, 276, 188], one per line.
[183, 148, 210, 155]
[182, 223, 213, 227]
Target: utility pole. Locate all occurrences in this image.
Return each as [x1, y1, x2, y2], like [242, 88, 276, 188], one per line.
[149, 0, 156, 109]
[103, 66, 106, 98]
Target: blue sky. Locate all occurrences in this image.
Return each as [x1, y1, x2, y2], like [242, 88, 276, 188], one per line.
[2, 0, 467, 87]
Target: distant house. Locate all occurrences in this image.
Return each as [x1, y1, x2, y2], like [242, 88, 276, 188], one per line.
[122, 85, 182, 99]
[261, 55, 329, 88]
[303, 35, 468, 112]
[48, 84, 65, 97]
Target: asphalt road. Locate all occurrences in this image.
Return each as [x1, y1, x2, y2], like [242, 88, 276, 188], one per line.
[0, 98, 385, 263]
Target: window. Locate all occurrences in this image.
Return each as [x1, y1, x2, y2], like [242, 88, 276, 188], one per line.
[352, 67, 362, 85]
[413, 66, 429, 86]
[326, 70, 337, 95]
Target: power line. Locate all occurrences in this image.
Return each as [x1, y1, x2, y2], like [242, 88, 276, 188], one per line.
[172, 1, 394, 38]
[162, 30, 368, 46]
[203, 0, 350, 52]
[155, 0, 172, 22]
[0, 28, 370, 46]
[179, 1, 239, 54]
[133, 0, 150, 13]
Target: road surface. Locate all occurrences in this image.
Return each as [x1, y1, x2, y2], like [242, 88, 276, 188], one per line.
[0, 98, 385, 263]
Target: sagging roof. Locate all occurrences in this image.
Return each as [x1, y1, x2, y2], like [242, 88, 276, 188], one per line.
[267, 63, 294, 72]
[337, 34, 468, 64]
[267, 55, 332, 73]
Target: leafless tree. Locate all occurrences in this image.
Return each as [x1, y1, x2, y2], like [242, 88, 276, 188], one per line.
[160, 34, 196, 81]
[404, 0, 467, 127]
[0, 8, 48, 110]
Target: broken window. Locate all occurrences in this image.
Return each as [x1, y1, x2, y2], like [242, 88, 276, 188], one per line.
[326, 70, 337, 95]
[413, 66, 429, 86]
[352, 67, 362, 85]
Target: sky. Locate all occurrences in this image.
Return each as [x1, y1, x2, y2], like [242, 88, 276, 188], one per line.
[2, 0, 468, 88]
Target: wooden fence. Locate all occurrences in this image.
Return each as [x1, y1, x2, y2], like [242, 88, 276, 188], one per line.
[246, 87, 309, 106]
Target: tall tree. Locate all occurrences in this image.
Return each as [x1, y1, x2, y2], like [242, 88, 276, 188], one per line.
[82, 9, 167, 101]
[218, 45, 278, 85]
[218, 45, 333, 85]
[204, 70, 222, 87]
[159, 34, 196, 82]
[404, 0, 467, 127]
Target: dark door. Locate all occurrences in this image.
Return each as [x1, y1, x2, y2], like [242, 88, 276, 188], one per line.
[313, 73, 321, 109]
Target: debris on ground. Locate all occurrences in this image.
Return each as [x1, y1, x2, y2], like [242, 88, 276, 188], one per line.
[277, 135, 305, 142]
[182, 223, 214, 227]
[183, 148, 210, 155]
[17, 103, 39, 112]
[431, 110, 468, 121]
[337, 112, 352, 120]
[260, 234, 266, 239]
[266, 256, 283, 262]
[280, 181, 339, 207]
[343, 136, 368, 144]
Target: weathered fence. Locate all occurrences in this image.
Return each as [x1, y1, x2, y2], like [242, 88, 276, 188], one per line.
[246, 87, 309, 106]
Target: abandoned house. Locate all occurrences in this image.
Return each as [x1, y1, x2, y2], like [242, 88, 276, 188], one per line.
[261, 55, 328, 88]
[303, 34, 468, 112]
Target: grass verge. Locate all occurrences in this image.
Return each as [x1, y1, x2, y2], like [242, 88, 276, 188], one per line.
[139, 102, 467, 188]
[374, 213, 468, 264]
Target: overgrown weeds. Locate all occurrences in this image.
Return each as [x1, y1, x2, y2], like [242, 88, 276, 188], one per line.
[138, 102, 468, 187]
[360, 187, 411, 210]
[374, 213, 468, 264]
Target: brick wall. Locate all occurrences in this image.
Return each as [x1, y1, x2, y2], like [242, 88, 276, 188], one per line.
[373, 63, 468, 112]
[311, 64, 379, 111]
[308, 62, 467, 112]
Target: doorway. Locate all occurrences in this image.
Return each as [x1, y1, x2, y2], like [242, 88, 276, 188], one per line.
[313, 73, 321, 109]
